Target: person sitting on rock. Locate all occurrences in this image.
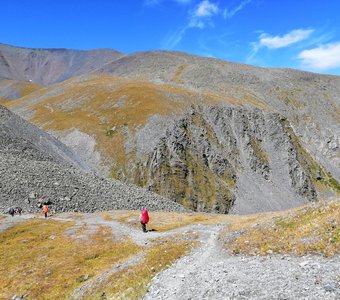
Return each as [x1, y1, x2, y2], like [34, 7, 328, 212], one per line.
[140, 209, 149, 233]
[42, 204, 49, 218]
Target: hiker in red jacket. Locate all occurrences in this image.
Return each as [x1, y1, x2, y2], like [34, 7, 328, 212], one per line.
[42, 204, 49, 218]
[140, 209, 149, 233]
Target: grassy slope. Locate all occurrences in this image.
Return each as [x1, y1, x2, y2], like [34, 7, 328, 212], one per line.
[0, 219, 140, 299]
[1, 200, 339, 299]
[0, 217, 196, 300]
[5, 73, 265, 167]
[224, 200, 340, 257]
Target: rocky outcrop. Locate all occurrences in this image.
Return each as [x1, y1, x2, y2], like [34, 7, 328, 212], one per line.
[121, 105, 337, 214]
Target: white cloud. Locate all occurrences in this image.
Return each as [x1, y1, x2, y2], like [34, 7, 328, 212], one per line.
[223, 0, 251, 19]
[298, 42, 340, 70]
[194, 0, 219, 17]
[247, 29, 314, 65]
[259, 29, 314, 49]
[187, 0, 219, 30]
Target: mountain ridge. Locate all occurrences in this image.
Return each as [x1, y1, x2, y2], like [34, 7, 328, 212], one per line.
[1, 43, 339, 213]
[0, 43, 125, 85]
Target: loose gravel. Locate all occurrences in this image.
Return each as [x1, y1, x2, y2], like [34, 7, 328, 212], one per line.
[144, 225, 340, 300]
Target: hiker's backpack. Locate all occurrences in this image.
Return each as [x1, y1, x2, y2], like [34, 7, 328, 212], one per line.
[141, 209, 149, 223]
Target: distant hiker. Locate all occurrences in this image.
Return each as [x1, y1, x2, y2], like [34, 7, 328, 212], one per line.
[15, 207, 22, 215]
[8, 207, 15, 217]
[42, 204, 49, 218]
[140, 209, 149, 233]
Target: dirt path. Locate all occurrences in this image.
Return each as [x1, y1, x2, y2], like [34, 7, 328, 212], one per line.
[0, 214, 34, 233]
[143, 223, 226, 299]
[143, 224, 340, 300]
[1, 214, 339, 299]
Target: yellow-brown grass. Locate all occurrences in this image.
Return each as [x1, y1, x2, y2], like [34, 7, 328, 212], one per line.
[171, 64, 189, 84]
[7, 74, 195, 166]
[0, 219, 141, 299]
[106, 210, 229, 232]
[225, 201, 340, 257]
[83, 235, 197, 300]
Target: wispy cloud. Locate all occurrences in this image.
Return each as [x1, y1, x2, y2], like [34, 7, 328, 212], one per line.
[258, 29, 314, 49]
[163, 27, 189, 48]
[145, 0, 192, 6]
[194, 0, 219, 17]
[298, 42, 340, 70]
[164, 0, 220, 47]
[223, 0, 252, 19]
[163, 0, 252, 49]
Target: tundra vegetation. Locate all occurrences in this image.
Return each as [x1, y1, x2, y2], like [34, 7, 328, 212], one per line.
[1, 200, 339, 299]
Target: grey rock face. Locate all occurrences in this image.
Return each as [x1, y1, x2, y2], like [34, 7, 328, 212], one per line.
[124, 104, 331, 214]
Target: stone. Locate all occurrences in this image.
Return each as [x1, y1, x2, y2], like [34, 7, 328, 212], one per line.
[28, 192, 37, 199]
[299, 261, 309, 267]
[324, 283, 335, 292]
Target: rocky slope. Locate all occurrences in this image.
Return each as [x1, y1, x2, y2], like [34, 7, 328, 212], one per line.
[0, 104, 88, 169]
[0, 105, 184, 213]
[1, 44, 339, 213]
[0, 43, 124, 85]
[99, 51, 340, 182]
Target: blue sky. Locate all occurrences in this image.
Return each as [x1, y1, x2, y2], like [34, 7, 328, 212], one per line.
[1, 0, 340, 75]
